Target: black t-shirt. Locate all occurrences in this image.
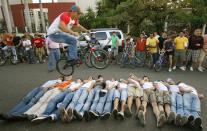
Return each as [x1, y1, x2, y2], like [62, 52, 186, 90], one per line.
[158, 37, 167, 49]
[13, 36, 21, 46]
[95, 80, 106, 89]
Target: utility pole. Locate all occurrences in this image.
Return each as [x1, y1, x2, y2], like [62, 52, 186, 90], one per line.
[1, 0, 12, 33]
[39, 0, 46, 32]
[24, 0, 32, 33]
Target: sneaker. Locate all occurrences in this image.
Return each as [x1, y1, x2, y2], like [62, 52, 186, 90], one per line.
[188, 115, 194, 125]
[31, 116, 48, 124]
[73, 110, 83, 121]
[100, 112, 111, 120]
[179, 66, 186, 71]
[48, 114, 57, 122]
[124, 105, 132, 117]
[190, 66, 193, 71]
[157, 114, 166, 127]
[175, 114, 181, 126]
[112, 108, 118, 118]
[167, 111, 175, 124]
[84, 111, 91, 121]
[60, 108, 67, 122]
[88, 111, 99, 119]
[43, 60, 46, 63]
[117, 112, 124, 120]
[138, 110, 145, 126]
[193, 118, 202, 128]
[198, 67, 204, 72]
[180, 116, 188, 126]
[168, 68, 172, 72]
[173, 66, 176, 70]
[67, 107, 73, 122]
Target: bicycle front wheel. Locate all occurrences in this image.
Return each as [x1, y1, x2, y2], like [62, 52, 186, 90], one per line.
[56, 58, 74, 76]
[90, 50, 109, 69]
[154, 61, 162, 72]
[84, 52, 93, 68]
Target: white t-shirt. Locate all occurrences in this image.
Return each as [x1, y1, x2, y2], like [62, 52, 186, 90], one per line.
[178, 83, 198, 96]
[23, 40, 32, 51]
[82, 80, 96, 89]
[143, 82, 154, 90]
[106, 80, 119, 88]
[119, 82, 128, 89]
[70, 82, 82, 90]
[41, 80, 62, 88]
[128, 78, 140, 87]
[154, 81, 168, 91]
[169, 85, 179, 93]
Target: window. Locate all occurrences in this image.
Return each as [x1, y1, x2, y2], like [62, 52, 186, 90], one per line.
[95, 32, 107, 40]
[109, 32, 122, 39]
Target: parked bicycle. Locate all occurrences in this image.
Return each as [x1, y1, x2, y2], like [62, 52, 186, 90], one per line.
[144, 48, 153, 69]
[56, 33, 109, 76]
[154, 50, 168, 72]
[0, 47, 18, 66]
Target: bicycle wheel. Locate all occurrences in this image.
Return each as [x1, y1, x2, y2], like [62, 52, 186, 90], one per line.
[84, 52, 93, 68]
[117, 52, 123, 65]
[145, 55, 153, 69]
[90, 50, 109, 69]
[56, 58, 74, 76]
[10, 55, 18, 65]
[154, 61, 162, 72]
[0, 53, 7, 66]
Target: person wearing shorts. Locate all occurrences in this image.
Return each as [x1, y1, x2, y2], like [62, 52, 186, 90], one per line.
[107, 32, 119, 64]
[198, 34, 207, 72]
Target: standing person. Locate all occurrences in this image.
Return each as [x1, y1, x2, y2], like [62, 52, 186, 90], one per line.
[32, 34, 45, 63]
[121, 39, 135, 68]
[135, 33, 146, 67]
[198, 34, 207, 72]
[107, 32, 119, 64]
[22, 36, 35, 64]
[158, 32, 168, 50]
[47, 5, 90, 65]
[46, 37, 62, 72]
[163, 37, 174, 72]
[126, 34, 135, 45]
[12, 32, 23, 62]
[184, 29, 203, 71]
[154, 32, 160, 39]
[173, 31, 189, 71]
[146, 33, 159, 67]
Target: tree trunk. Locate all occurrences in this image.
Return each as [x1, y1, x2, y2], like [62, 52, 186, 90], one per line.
[1, 0, 12, 33]
[24, 0, 32, 33]
[39, 0, 46, 32]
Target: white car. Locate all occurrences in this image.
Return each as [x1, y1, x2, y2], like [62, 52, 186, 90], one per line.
[78, 28, 125, 49]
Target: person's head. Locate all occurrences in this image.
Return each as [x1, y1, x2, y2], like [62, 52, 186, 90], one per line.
[69, 5, 83, 19]
[88, 76, 93, 81]
[166, 36, 172, 42]
[76, 78, 83, 83]
[162, 32, 167, 38]
[149, 33, 154, 38]
[126, 39, 130, 45]
[179, 31, 185, 37]
[58, 76, 65, 81]
[194, 29, 202, 36]
[198, 94, 204, 99]
[34, 34, 38, 38]
[166, 78, 175, 85]
[98, 75, 104, 81]
[127, 34, 131, 38]
[22, 36, 27, 41]
[91, 33, 96, 39]
[112, 32, 116, 36]
[129, 73, 135, 78]
[143, 76, 150, 82]
[65, 75, 72, 81]
[111, 77, 116, 81]
[140, 33, 144, 39]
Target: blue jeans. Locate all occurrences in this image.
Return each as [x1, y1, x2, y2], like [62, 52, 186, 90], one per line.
[48, 49, 60, 70]
[90, 87, 102, 111]
[66, 88, 87, 112]
[102, 88, 115, 114]
[122, 53, 135, 67]
[8, 88, 45, 115]
[113, 88, 127, 102]
[79, 87, 101, 115]
[95, 92, 108, 115]
[49, 92, 75, 118]
[42, 91, 68, 116]
[183, 93, 201, 119]
[152, 52, 159, 65]
[49, 32, 78, 60]
[136, 51, 145, 66]
[171, 93, 184, 116]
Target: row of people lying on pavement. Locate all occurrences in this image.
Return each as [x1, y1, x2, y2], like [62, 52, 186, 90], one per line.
[0, 74, 204, 129]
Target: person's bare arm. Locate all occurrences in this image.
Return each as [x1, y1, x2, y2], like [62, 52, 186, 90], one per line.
[70, 84, 82, 92]
[87, 82, 95, 93]
[179, 86, 192, 93]
[58, 21, 79, 36]
[76, 24, 89, 33]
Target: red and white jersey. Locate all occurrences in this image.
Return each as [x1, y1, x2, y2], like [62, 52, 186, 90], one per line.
[47, 12, 78, 35]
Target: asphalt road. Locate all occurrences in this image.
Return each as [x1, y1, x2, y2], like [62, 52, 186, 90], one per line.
[0, 62, 206, 131]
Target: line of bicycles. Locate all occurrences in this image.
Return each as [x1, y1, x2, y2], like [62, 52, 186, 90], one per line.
[0, 48, 19, 66]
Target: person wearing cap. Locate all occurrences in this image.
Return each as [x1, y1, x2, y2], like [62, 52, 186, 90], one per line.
[163, 37, 174, 72]
[178, 82, 204, 129]
[47, 5, 90, 64]
[112, 79, 128, 120]
[88, 78, 118, 120]
[123, 74, 143, 121]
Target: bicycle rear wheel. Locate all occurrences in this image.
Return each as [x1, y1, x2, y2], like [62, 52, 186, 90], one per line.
[84, 52, 93, 68]
[56, 58, 74, 76]
[154, 61, 162, 72]
[90, 50, 109, 69]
